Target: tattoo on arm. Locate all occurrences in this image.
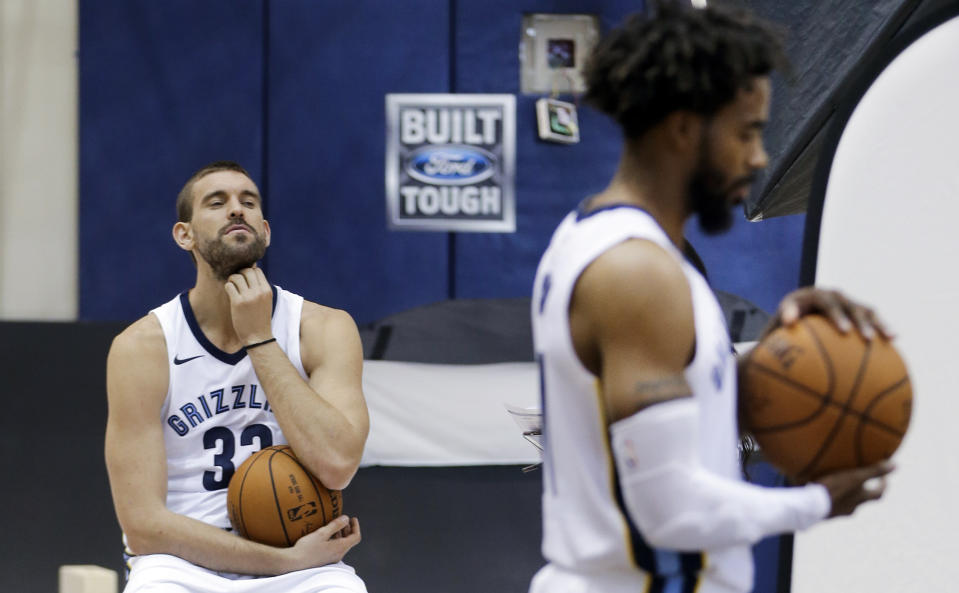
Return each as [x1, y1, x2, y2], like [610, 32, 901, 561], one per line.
[631, 376, 692, 413]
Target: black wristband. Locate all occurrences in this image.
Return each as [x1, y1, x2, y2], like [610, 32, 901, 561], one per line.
[245, 337, 277, 350]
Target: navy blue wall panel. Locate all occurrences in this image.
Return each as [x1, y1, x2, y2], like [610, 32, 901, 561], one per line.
[80, 0, 265, 320]
[79, 0, 802, 323]
[265, 2, 451, 323]
[452, 1, 633, 300]
[685, 213, 806, 315]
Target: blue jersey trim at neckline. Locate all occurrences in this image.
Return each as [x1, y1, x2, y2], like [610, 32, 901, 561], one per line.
[575, 199, 656, 223]
[179, 285, 278, 365]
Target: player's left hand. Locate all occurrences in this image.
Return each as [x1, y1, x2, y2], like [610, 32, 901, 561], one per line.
[285, 515, 361, 570]
[816, 460, 895, 517]
[224, 266, 274, 345]
[763, 287, 894, 341]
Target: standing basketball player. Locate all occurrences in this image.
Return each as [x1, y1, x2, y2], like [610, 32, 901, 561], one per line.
[105, 161, 370, 592]
[530, 4, 894, 593]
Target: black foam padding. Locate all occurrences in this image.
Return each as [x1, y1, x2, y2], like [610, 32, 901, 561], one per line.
[346, 466, 543, 593]
[0, 321, 128, 593]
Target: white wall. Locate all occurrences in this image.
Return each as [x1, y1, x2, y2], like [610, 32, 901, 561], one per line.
[794, 14, 959, 593]
[0, 0, 77, 320]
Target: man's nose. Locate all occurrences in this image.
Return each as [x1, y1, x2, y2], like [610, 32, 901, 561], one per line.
[750, 143, 769, 170]
[227, 197, 245, 218]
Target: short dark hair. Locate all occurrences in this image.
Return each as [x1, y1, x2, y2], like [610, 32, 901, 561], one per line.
[584, 1, 787, 139]
[176, 161, 253, 223]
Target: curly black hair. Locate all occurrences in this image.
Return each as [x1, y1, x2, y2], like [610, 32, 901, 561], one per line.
[584, 0, 787, 139]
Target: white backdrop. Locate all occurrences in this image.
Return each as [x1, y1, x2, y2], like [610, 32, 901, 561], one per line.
[0, 0, 77, 320]
[360, 360, 540, 466]
[794, 14, 959, 593]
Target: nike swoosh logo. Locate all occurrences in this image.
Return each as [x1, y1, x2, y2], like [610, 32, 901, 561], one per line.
[173, 354, 205, 365]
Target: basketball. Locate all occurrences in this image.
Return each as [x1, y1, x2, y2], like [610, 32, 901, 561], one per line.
[227, 445, 342, 547]
[739, 314, 912, 482]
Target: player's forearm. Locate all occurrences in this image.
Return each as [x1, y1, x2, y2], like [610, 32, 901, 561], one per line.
[610, 398, 830, 550]
[247, 344, 365, 488]
[123, 507, 296, 576]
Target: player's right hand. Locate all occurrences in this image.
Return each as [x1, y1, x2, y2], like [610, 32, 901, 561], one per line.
[816, 461, 895, 518]
[224, 266, 274, 346]
[766, 287, 894, 342]
[286, 515, 361, 570]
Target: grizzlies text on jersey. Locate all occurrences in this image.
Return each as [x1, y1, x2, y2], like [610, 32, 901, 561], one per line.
[152, 285, 304, 529]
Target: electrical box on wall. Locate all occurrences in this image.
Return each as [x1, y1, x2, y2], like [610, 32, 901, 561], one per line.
[519, 13, 599, 95]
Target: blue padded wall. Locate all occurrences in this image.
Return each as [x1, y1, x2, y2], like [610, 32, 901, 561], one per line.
[686, 213, 806, 315]
[452, 1, 626, 300]
[79, 0, 265, 320]
[264, 2, 451, 320]
[80, 0, 803, 323]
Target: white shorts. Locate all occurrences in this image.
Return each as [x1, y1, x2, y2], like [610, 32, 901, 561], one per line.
[124, 554, 367, 593]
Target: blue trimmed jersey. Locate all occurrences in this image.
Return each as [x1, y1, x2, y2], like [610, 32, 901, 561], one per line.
[151, 285, 305, 529]
[530, 205, 750, 593]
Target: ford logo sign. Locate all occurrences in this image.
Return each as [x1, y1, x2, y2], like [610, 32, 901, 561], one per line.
[405, 145, 496, 186]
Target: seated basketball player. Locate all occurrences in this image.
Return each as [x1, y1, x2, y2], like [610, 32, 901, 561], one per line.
[529, 4, 894, 593]
[105, 161, 369, 592]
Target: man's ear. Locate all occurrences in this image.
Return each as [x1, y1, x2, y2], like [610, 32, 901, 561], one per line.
[663, 110, 705, 155]
[172, 221, 195, 252]
[263, 220, 271, 248]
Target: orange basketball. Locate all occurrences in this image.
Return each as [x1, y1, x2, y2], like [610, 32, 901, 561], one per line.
[227, 445, 342, 547]
[740, 314, 912, 482]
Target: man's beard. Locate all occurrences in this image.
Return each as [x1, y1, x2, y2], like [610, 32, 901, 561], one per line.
[687, 143, 754, 235]
[197, 224, 267, 280]
[688, 168, 736, 235]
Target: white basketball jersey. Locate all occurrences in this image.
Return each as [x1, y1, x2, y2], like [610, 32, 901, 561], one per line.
[150, 286, 306, 529]
[531, 205, 752, 593]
